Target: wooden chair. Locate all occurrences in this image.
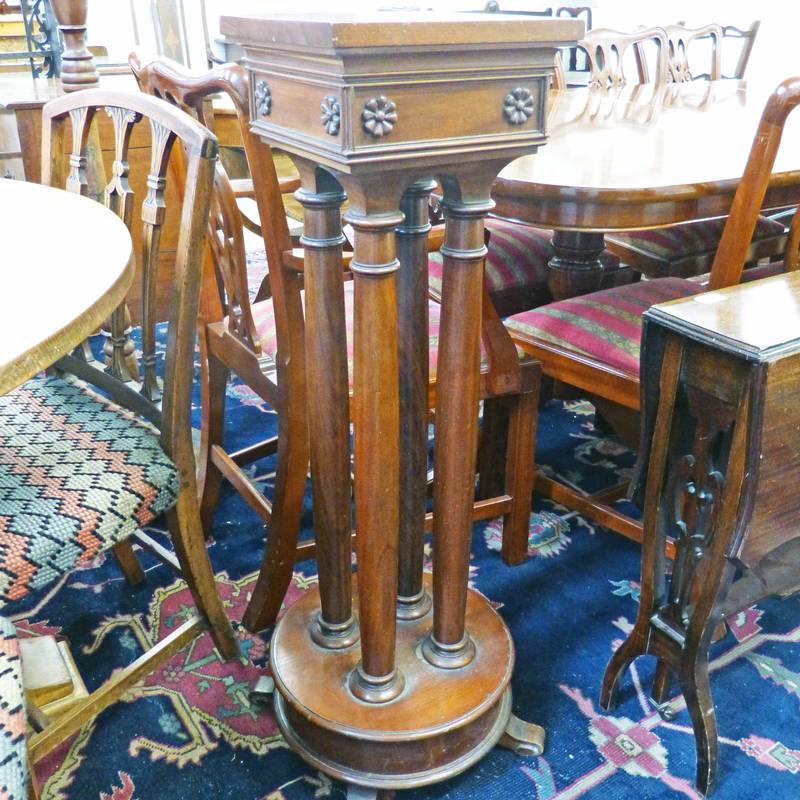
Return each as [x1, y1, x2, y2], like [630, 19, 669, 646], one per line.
[605, 22, 787, 280]
[664, 23, 722, 83]
[704, 21, 761, 81]
[501, 73, 798, 549]
[601, 77, 800, 797]
[571, 26, 670, 89]
[0, 89, 238, 781]
[130, 54, 541, 633]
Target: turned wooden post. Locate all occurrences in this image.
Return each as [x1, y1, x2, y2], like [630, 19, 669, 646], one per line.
[396, 178, 436, 620]
[422, 189, 492, 669]
[344, 201, 406, 703]
[294, 167, 359, 649]
[50, 0, 99, 92]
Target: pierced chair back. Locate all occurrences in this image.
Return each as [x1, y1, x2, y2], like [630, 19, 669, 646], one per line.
[664, 23, 723, 83]
[41, 89, 217, 478]
[129, 53, 303, 365]
[579, 27, 669, 88]
[692, 21, 760, 81]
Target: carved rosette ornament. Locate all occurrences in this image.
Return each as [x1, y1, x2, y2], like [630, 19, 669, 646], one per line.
[503, 87, 534, 125]
[255, 80, 272, 116]
[361, 95, 397, 137]
[321, 95, 341, 136]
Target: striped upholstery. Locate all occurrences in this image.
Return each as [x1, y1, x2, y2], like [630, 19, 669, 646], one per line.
[606, 215, 786, 277]
[249, 281, 486, 385]
[0, 377, 179, 603]
[429, 217, 619, 314]
[505, 278, 705, 376]
[0, 616, 25, 799]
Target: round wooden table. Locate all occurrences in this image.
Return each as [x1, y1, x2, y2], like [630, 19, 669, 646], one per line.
[493, 79, 800, 298]
[0, 179, 134, 395]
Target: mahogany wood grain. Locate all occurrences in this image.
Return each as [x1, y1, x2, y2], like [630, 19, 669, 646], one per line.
[425, 194, 492, 669]
[396, 179, 437, 620]
[295, 168, 357, 649]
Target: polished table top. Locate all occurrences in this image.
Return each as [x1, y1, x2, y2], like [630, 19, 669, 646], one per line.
[494, 78, 800, 231]
[0, 179, 133, 395]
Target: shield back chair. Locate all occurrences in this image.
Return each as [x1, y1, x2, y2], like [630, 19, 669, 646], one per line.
[601, 77, 800, 797]
[605, 22, 787, 280]
[130, 54, 541, 634]
[502, 74, 800, 551]
[0, 89, 238, 772]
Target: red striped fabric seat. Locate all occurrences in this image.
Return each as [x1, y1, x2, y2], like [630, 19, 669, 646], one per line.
[248, 281, 488, 387]
[429, 217, 619, 316]
[505, 278, 705, 376]
[606, 215, 786, 278]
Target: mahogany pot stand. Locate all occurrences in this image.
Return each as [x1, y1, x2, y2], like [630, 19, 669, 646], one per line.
[222, 12, 580, 791]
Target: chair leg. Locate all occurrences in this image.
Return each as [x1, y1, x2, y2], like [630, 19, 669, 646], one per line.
[242, 397, 309, 633]
[165, 502, 239, 661]
[111, 541, 145, 585]
[476, 395, 510, 501]
[198, 351, 229, 535]
[680, 643, 718, 796]
[500, 378, 539, 566]
[652, 659, 673, 705]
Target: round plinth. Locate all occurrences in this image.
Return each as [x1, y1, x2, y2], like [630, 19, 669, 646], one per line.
[270, 575, 514, 790]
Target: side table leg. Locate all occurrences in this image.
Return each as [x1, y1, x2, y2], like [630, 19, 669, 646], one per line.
[297, 174, 358, 650]
[396, 179, 437, 620]
[345, 207, 406, 703]
[422, 195, 491, 670]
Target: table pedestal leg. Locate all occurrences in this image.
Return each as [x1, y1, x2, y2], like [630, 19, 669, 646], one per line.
[396, 179, 436, 621]
[547, 230, 607, 300]
[422, 195, 490, 670]
[298, 172, 358, 650]
[345, 207, 406, 703]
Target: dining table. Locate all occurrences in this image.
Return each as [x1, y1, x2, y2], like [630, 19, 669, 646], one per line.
[0, 178, 134, 396]
[493, 78, 800, 299]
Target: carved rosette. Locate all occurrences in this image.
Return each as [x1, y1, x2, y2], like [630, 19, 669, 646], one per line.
[321, 95, 341, 136]
[503, 87, 534, 125]
[255, 80, 272, 116]
[361, 95, 397, 138]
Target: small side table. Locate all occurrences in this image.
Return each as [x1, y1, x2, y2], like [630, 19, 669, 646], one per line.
[601, 271, 800, 795]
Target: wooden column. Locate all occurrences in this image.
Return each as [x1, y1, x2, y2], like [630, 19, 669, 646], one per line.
[422, 192, 492, 670]
[50, 0, 99, 92]
[345, 205, 406, 703]
[396, 178, 436, 620]
[295, 171, 359, 650]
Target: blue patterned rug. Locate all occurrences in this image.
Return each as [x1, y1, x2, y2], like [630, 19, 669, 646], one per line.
[16, 268, 800, 799]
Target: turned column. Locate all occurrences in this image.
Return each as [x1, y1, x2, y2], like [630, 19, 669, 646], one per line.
[396, 178, 437, 620]
[50, 0, 99, 91]
[296, 170, 358, 650]
[344, 203, 406, 703]
[422, 191, 492, 670]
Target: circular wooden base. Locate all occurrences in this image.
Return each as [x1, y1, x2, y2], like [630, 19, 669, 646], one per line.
[270, 575, 514, 790]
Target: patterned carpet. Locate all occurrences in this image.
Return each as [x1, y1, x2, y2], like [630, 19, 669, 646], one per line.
[14, 258, 800, 799]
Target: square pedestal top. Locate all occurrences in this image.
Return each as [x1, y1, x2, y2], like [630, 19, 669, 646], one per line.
[221, 12, 581, 173]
